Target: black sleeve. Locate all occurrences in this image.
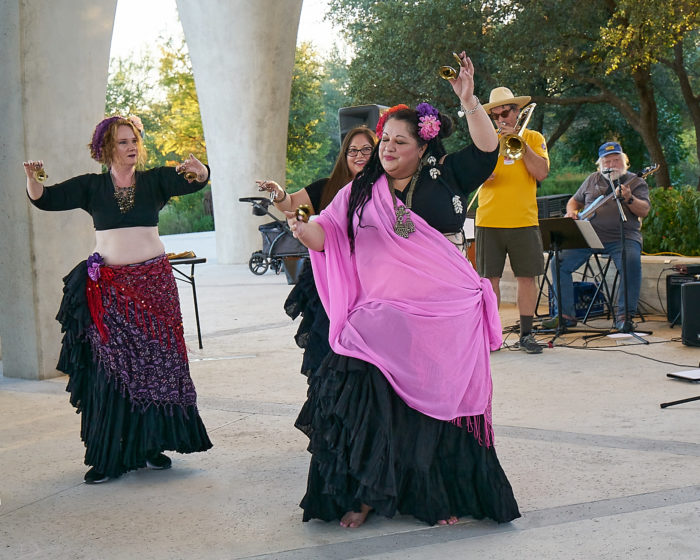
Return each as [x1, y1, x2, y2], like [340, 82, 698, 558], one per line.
[27, 174, 92, 212]
[150, 165, 211, 202]
[441, 144, 499, 195]
[304, 178, 328, 214]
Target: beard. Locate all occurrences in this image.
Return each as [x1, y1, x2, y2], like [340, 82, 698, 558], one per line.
[601, 166, 625, 181]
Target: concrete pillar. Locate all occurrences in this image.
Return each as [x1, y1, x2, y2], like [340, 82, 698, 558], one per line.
[0, 0, 116, 379]
[176, 0, 303, 264]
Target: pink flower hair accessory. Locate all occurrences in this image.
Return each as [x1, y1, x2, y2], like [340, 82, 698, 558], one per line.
[416, 102, 441, 141]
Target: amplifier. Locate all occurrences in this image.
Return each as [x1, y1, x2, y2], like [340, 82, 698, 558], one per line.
[681, 282, 700, 347]
[537, 194, 571, 219]
[673, 264, 700, 275]
[666, 274, 696, 322]
[548, 281, 606, 319]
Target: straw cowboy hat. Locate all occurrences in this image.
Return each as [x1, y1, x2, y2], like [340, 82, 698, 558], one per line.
[482, 87, 531, 113]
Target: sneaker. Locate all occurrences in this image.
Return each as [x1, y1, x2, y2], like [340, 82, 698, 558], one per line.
[519, 333, 543, 354]
[541, 315, 577, 329]
[615, 319, 637, 332]
[84, 467, 110, 484]
[146, 453, 172, 470]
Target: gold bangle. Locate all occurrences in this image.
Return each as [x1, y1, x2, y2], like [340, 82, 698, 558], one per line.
[274, 190, 288, 203]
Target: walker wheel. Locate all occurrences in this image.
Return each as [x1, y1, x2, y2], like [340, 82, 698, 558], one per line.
[249, 254, 269, 275]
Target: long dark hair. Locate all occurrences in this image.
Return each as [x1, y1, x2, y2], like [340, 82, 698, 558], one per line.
[346, 108, 454, 252]
[319, 126, 377, 211]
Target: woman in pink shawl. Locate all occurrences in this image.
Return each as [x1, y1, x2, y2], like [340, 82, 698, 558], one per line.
[289, 52, 520, 528]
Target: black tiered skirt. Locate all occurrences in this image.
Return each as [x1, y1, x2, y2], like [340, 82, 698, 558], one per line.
[295, 353, 521, 526]
[284, 260, 331, 377]
[57, 260, 212, 478]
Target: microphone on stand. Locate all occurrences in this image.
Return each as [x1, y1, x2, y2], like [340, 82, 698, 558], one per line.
[602, 168, 614, 174]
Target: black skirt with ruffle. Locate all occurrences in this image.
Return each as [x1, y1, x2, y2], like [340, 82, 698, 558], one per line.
[57, 261, 212, 478]
[295, 352, 521, 526]
[284, 260, 331, 377]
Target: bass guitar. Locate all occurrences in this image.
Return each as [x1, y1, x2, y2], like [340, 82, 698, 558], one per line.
[578, 163, 658, 221]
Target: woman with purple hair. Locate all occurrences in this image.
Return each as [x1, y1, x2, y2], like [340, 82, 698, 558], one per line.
[24, 116, 212, 484]
[287, 53, 520, 528]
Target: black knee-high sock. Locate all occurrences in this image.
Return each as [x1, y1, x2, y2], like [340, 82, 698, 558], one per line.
[520, 315, 533, 337]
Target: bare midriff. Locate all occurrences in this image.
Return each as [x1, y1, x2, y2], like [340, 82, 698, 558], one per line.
[94, 226, 165, 265]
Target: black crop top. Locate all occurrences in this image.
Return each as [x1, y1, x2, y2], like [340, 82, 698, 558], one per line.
[28, 166, 210, 231]
[394, 143, 497, 233]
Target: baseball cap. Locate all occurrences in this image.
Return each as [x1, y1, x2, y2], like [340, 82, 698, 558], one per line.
[598, 141, 623, 158]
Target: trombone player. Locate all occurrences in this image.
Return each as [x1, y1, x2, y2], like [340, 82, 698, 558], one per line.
[475, 87, 550, 354]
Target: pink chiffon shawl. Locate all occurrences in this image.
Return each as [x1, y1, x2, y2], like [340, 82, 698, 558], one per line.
[310, 175, 502, 441]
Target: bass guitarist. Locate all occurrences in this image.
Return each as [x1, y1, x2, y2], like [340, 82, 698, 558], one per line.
[543, 141, 651, 330]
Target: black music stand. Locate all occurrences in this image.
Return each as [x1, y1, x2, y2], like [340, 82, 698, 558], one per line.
[538, 217, 604, 345]
[661, 370, 700, 408]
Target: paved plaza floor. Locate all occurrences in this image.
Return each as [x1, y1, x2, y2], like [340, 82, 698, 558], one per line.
[1, 233, 699, 559]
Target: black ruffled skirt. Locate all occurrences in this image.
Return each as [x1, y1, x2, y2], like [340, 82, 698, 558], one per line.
[284, 260, 331, 377]
[57, 261, 212, 478]
[295, 353, 521, 526]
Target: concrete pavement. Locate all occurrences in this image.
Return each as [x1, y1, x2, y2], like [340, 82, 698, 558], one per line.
[1, 235, 699, 559]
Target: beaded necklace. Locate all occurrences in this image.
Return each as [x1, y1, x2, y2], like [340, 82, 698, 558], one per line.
[110, 169, 136, 213]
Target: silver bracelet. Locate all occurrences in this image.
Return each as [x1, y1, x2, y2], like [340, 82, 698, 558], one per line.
[274, 190, 288, 204]
[458, 96, 480, 118]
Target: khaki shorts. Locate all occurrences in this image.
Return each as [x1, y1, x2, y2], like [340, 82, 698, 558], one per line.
[476, 226, 544, 278]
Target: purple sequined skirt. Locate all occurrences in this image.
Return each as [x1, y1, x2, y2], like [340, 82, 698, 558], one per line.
[57, 256, 212, 478]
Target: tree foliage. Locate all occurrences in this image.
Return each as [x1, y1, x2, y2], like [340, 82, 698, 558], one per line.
[286, 42, 334, 191]
[328, 0, 700, 189]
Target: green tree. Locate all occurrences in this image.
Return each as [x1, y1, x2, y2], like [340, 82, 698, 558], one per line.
[318, 46, 353, 169]
[151, 39, 207, 165]
[491, 0, 699, 188]
[286, 42, 333, 191]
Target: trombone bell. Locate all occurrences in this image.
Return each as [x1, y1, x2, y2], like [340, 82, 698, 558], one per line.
[498, 103, 536, 160]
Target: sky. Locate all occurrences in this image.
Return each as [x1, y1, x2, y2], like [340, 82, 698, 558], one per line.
[109, 0, 344, 60]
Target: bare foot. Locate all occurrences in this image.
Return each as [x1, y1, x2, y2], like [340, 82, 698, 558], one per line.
[437, 516, 459, 525]
[339, 504, 372, 528]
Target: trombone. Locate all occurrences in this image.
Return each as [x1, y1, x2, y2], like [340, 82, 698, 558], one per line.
[498, 103, 536, 160]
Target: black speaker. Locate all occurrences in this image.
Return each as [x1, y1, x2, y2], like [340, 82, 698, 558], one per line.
[338, 104, 387, 141]
[681, 282, 700, 347]
[666, 274, 696, 322]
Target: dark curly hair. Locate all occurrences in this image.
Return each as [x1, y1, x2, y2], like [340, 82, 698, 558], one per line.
[346, 107, 454, 252]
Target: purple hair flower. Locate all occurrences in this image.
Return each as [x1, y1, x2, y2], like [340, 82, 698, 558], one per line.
[416, 102, 439, 119]
[86, 252, 105, 281]
[90, 116, 122, 163]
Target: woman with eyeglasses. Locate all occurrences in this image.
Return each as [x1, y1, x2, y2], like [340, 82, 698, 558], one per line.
[257, 126, 378, 377]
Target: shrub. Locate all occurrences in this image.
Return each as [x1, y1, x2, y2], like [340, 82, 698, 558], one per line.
[158, 185, 214, 235]
[642, 186, 700, 256]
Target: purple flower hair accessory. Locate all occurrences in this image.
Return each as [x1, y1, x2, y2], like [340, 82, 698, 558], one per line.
[90, 116, 123, 162]
[87, 252, 105, 281]
[416, 102, 441, 141]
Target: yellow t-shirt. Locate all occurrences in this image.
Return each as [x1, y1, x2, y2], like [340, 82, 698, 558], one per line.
[475, 129, 549, 228]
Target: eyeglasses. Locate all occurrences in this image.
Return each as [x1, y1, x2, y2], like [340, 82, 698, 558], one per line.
[346, 146, 373, 157]
[490, 108, 516, 121]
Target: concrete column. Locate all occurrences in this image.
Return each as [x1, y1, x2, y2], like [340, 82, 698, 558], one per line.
[176, 0, 303, 264]
[0, 0, 116, 379]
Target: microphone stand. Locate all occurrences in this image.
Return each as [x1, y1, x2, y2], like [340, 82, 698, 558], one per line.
[585, 170, 650, 344]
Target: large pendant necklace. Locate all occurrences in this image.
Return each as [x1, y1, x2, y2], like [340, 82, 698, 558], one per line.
[111, 170, 136, 214]
[388, 160, 422, 238]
